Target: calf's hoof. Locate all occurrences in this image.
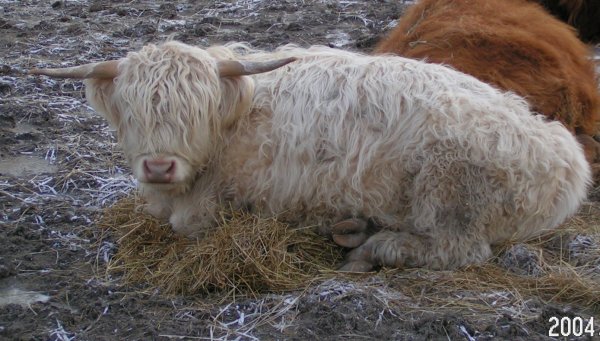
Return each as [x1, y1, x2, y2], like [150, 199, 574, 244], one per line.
[337, 239, 377, 272]
[338, 260, 374, 272]
[331, 218, 369, 248]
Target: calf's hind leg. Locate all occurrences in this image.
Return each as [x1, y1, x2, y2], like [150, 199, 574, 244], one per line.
[337, 156, 502, 271]
[338, 229, 493, 272]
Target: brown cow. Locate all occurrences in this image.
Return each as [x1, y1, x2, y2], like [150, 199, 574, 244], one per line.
[535, 0, 600, 42]
[374, 0, 600, 180]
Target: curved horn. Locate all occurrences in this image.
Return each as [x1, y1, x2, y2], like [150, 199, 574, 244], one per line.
[28, 60, 121, 79]
[217, 57, 297, 77]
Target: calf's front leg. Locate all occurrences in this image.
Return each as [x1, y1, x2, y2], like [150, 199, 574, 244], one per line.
[168, 180, 222, 238]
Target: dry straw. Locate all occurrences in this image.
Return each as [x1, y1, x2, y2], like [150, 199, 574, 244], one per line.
[382, 209, 600, 313]
[100, 197, 600, 313]
[100, 196, 343, 297]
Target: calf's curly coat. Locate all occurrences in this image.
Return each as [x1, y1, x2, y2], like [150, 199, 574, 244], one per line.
[31, 41, 591, 271]
[374, 0, 600, 169]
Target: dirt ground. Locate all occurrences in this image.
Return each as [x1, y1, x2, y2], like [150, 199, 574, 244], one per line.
[1, 1, 600, 340]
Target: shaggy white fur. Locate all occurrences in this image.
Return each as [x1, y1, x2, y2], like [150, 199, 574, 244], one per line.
[84, 41, 591, 270]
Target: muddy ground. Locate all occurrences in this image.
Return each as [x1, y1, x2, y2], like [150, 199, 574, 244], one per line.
[1, 1, 600, 340]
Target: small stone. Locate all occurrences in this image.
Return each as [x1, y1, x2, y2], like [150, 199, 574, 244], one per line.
[568, 234, 599, 265]
[498, 243, 544, 277]
[0, 264, 14, 279]
[89, 3, 106, 12]
[117, 9, 128, 16]
[0, 81, 12, 96]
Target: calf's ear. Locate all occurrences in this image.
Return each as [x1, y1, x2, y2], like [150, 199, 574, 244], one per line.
[84, 78, 121, 128]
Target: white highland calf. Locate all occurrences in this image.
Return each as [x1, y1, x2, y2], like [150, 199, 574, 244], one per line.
[30, 41, 591, 271]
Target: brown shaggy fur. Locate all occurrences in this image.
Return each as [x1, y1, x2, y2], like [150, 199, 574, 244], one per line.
[534, 0, 600, 42]
[374, 0, 600, 165]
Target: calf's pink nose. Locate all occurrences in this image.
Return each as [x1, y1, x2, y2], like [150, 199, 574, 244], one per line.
[143, 159, 176, 183]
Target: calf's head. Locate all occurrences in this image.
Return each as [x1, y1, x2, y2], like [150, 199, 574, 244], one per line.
[30, 41, 295, 193]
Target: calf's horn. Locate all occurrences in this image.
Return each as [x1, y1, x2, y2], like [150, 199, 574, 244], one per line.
[217, 57, 297, 77]
[29, 60, 120, 79]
